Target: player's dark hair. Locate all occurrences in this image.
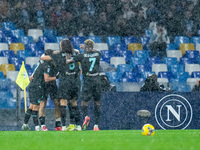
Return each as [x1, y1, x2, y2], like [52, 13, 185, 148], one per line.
[45, 49, 54, 55]
[60, 39, 73, 54]
[84, 39, 95, 52]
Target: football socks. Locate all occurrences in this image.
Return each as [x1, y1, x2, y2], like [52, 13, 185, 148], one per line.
[24, 109, 32, 124]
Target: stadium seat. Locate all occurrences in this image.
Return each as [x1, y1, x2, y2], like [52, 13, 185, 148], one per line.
[191, 36, 200, 47]
[20, 36, 34, 46]
[44, 29, 57, 41]
[185, 50, 199, 63]
[157, 78, 169, 88]
[94, 43, 109, 51]
[141, 71, 156, 79]
[163, 57, 178, 69]
[187, 78, 200, 90]
[0, 64, 15, 76]
[167, 50, 182, 61]
[1, 22, 16, 36]
[179, 43, 195, 55]
[111, 43, 126, 52]
[191, 71, 200, 78]
[176, 72, 190, 82]
[11, 29, 25, 40]
[130, 57, 146, 68]
[8, 57, 23, 69]
[167, 43, 177, 50]
[152, 64, 168, 75]
[0, 71, 4, 79]
[44, 43, 60, 51]
[116, 50, 133, 62]
[105, 72, 119, 82]
[145, 29, 152, 37]
[101, 50, 115, 63]
[15, 64, 32, 73]
[0, 50, 15, 58]
[196, 44, 200, 53]
[0, 57, 8, 65]
[122, 71, 138, 82]
[122, 36, 138, 46]
[177, 84, 191, 92]
[17, 50, 32, 60]
[25, 57, 40, 68]
[117, 64, 133, 76]
[28, 29, 43, 42]
[128, 43, 143, 55]
[135, 65, 151, 75]
[179, 57, 195, 65]
[37, 36, 53, 49]
[34, 50, 45, 57]
[0, 78, 12, 90]
[6, 71, 19, 81]
[87, 36, 102, 43]
[146, 57, 162, 67]
[134, 50, 149, 61]
[0, 43, 9, 52]
[185, 64, 200, 75]
[106, 36, 121, 47]
[140, 36, 150, 49]
[55, 36, 68, 44]
[158, 71, 173, 81]
[70, 36, 86, 49]
[174, 36, 189, 48]
[169, 64, 185, 76]
[110, 57, 126, 68]
[2, 36, 18, 45]
[26, 43, 40, 55]
[0, 30, 3, 41]
[10, 43, 25, 54]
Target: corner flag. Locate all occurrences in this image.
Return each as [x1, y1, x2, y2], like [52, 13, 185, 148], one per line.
[16, 61, 30, 112]
[16, 61, 30, 90]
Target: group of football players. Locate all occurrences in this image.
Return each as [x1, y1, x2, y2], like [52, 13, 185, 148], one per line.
[21, 39, 102, 131]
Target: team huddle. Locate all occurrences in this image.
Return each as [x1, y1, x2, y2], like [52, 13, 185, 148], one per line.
[21, 39, 102, 131]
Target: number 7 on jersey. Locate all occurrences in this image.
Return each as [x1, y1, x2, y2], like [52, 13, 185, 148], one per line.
[89, 58, 96, 71]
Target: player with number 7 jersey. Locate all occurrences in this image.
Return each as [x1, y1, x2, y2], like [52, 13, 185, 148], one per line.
[69, 39, 102, 131]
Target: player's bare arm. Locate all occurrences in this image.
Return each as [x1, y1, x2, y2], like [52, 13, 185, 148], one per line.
[44, 73, 56, 82]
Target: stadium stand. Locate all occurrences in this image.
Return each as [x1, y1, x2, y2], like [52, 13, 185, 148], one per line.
[44, 43, 60, 51]
[106, 36, 121, 47]
[6, 71, 19, 82]
[185, 64, 200, 75]
[110, 57, 126, 68]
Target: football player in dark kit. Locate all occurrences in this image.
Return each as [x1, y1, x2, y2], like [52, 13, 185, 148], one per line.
[66, 39, 102, 131]
[41, 39, 82, 131]
[21, 59, 46, 131]
[39, 49, 62, 131]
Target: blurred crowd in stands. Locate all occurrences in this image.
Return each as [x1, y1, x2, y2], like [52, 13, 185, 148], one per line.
[1, 0, 200, 42]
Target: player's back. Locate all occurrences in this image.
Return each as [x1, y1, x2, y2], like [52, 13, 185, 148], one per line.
[80, 51, 101, 77]
[30, 60, 45, 87]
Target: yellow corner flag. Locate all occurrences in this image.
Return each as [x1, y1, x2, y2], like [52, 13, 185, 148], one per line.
[16, 61, 30, 112]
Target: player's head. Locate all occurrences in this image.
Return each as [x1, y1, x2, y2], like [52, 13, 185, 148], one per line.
[84, 39, 95, 52]
[45, 49, 54, 55]
[60, 39, 73, 54]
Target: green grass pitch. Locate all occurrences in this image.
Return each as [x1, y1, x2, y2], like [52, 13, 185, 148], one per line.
[0, 130, 199, 150]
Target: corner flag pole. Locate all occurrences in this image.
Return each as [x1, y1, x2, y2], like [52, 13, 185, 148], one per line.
[24, 87, 27, 112]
